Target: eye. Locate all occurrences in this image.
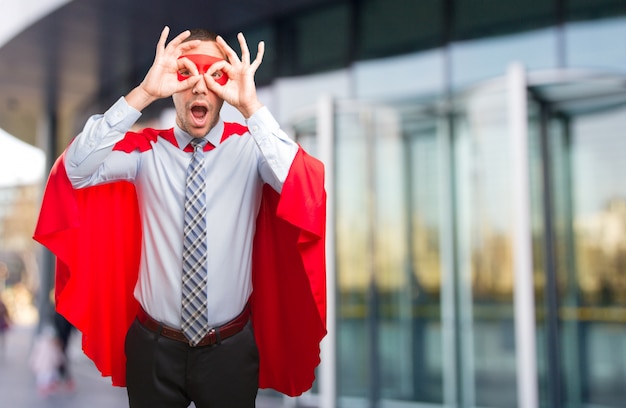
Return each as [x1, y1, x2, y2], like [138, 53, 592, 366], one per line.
[178, 69, 191, 77]
[212, 71, 223, 79]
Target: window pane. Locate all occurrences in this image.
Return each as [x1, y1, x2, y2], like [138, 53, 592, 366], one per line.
[453, 0, 555, 40]
[335, 100, 445, 405]
[291, 3, 351, 74]
[451, 30, 558, 89]
[565, 17, 626, 73]
[358, 0, 443, 59]
[566, 0, 626, 21]
[336, 107, 371, 400]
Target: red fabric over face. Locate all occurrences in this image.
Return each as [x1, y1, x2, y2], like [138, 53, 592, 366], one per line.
[33, 128, 327, 396]
[177, 54, 228, 85]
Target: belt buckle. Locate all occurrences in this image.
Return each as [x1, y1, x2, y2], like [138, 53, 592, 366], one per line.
[208, 328, 220, 345]
[190, 328, 218, 347]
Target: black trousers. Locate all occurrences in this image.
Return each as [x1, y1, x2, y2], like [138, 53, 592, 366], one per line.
[54, 312, 74, 380]
[125, 318, 259, 408]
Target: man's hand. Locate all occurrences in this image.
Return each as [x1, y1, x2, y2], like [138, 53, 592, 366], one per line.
[126, 27, 201, 111]
[204, 33, 265, 118]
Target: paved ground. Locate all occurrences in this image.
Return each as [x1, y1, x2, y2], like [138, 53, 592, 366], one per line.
[0, 324, 287, 407]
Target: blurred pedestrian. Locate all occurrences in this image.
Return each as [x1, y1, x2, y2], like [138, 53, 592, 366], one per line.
[0, 298, 10, 355]
[54, 311, 75, 391]
[29, 325, 64, 396]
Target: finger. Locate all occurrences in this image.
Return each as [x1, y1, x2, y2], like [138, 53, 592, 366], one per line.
[177, 76, 202, 93]
[216, 35, 240, 64]
[165, 31, 194, 59]
[202, 73, 225, 94]
[209, 60, 230, 75]
[177, 40, 202, 54]
[167, 29, 191, 49]
[202, 72, 218, 87]
[238, 32, 251, 65]
[249, 41, 265, 71]
[177, 57, 200, 76]
[204, 62, 229, 86]
[154, 26, 170, 59]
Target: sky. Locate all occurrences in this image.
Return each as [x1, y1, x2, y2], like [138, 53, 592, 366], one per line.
[0, 127, 45, 188]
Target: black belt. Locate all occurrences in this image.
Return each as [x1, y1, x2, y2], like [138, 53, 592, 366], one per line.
[137, 305, 250, 347]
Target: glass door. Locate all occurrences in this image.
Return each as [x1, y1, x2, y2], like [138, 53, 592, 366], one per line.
[452, 78, 521, 408]
[331, 100, 449, 406]
[529, 75, 626, 408]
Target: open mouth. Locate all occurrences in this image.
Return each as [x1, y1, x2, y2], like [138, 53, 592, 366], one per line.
[190, 104, 208, 127]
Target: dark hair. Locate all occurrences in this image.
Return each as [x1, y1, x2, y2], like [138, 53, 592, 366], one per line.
[183, 28, 219, 43]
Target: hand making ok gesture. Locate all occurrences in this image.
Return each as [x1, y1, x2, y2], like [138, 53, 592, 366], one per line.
[126, 27, 202, 111]
[202, 33, 265, 119]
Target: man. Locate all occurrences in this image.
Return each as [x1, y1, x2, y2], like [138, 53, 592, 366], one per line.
[34, 27, 326, 407]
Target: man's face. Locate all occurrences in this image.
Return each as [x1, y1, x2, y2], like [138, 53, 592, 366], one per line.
[172, 41, 226, 138]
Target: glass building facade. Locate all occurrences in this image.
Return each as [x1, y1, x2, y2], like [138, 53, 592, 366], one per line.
[233, 1, 626, 407]
[3, 1, 626, 407]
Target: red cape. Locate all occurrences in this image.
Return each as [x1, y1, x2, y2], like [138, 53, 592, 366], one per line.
[33, 129, 327, 397]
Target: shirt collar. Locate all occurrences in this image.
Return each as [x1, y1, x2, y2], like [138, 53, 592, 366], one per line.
[173, 118, 225, 150]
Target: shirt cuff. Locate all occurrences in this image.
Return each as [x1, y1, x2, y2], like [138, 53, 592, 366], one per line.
[245, 106, 280, 136]
[105, 96, 142, 130]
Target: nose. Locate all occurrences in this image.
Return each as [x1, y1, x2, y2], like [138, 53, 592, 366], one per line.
[192, 76, 209, 95]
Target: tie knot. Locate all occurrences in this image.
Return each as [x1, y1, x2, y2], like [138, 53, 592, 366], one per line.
[190, 138, 208, 151]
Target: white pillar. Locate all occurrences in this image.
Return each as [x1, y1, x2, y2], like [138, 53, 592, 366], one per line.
[508, 62, 539, 408]
[317, 93, 337, 408]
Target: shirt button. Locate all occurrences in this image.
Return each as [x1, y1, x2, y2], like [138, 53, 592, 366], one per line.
[250, 125, 259, 133]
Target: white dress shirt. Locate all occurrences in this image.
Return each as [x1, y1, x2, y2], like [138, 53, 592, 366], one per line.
[65, 96, 298, 328]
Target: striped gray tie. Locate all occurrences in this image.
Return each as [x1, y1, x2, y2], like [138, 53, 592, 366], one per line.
[182, 138, 209, 346]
